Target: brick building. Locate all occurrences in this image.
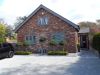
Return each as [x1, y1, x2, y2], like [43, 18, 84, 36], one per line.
[15, 5, 79, 53]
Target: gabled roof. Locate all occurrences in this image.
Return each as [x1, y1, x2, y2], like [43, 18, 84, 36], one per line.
[15, 4, 80, 32]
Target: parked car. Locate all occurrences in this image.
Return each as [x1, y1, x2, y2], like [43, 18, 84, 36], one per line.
[0, 43, 15, 58]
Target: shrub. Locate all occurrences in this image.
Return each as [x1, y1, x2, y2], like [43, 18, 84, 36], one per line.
[15, 51, 32, 55]
[59, 41, 65, 46]
[77, 43, 80, 52]
[39, 37, 46, 43]
[49, 40, 57, 46]
[48, 50, 68, 55]
[92, 33, 100, 53]
[23, 41, 29, 46]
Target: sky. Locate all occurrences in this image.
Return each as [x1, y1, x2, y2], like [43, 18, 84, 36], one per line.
[0, 0, 100, 26]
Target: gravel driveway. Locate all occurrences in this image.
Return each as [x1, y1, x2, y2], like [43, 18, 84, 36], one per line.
[0, 50, 100, 75]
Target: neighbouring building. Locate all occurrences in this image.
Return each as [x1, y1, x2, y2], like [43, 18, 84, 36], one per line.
[78, 26, 100, 50]
[15, 5, 80, 53]
[78, 27, 90, 49]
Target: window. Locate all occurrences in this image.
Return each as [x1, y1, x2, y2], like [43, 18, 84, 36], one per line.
[38, 17, 48, 26]
[52, 32, 65, 43]
[25, 35, 36, 45]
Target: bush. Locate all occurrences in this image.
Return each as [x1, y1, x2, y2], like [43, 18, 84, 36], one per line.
[92, 33, 100, 53]
[59, 41, 65, 46]
[77, 43, 80, 52]
[48, 51, 68, 55]
[49, 40, 57, 46]
[39, 37, 46, 43]
[15, 51, 32, 55]
[23, 41, 29, 46]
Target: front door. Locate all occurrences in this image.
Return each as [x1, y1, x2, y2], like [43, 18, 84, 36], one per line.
[80, 34, 89, 49]
[38, 48, 47, 54]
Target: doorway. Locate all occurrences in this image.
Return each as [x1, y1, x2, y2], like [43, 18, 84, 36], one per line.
[80, 34, 89, 49]
[37, 48, 47, 54]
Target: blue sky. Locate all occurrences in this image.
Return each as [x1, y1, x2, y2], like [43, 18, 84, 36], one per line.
[0, 0, 4, 5]
[0, 0, 100, 25]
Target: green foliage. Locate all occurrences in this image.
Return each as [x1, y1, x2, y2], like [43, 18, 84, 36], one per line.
[0, 37, 5, 44]
[0, 23, 6, 43]
[0, 23, 6, 36]
[39, 37, 46, 43]
[15, 51, 32, 55]
[92, 33, 100, 52]
[5, 25, 13, 37]
[78, 21, 96, 28]
[59, 41, 65, 46]
[49, 40, 57, 46]
[48, 51, 68, 55]
[77, 43, 80, 51]
[23, 41, 29, 46]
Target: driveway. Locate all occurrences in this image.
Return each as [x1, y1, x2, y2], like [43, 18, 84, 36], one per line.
[0, 50, 100, 75]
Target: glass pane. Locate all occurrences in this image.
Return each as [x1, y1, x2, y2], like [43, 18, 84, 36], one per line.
[29, 36, 32, 40]
[40, 18, 43, 25]
[44, 17, 48, 25]
[53, 32, 64, 43]
[25, 36, 28, 40]
[38, 17, 48, 25]
[32, 36, 36, 44]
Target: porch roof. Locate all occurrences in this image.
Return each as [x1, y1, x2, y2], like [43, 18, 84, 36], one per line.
[79, 28, 90, 33]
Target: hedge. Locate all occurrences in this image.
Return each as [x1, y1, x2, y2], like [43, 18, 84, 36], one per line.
[15, 51, 32, 55]
[92, 33, 100, 52]
[48, 51, 68, 55]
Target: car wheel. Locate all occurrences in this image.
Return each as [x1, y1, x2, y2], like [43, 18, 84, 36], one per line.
[8, 51, 14, 58]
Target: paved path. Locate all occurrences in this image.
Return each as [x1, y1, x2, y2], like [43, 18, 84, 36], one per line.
[0, 50, 100, 75]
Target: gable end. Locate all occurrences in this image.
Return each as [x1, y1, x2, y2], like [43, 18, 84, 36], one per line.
[15, 4, 80, 32]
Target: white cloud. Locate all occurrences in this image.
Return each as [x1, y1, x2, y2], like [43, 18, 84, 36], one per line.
[0, 0, 100, 25]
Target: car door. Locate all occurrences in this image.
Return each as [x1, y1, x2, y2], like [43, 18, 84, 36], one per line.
[0, 44, 3, 54]
[2, 43, 11, 52]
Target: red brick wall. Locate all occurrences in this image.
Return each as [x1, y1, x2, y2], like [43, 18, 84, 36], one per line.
[17, 8, 78, 53]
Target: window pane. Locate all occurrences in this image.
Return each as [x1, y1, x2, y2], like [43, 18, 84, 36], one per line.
[40, 18, 43, 25]
[25, 36, 28, 40]
[29, 36, 32, 40]
[38, 17, 48, 26]
[53, 32, 64, 43]
[25, 35, 36, 45]
[32, 36, 36, 44]
[44, 17, 48, 25]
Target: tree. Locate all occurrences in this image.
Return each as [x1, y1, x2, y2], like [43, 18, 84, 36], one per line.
[96, 19, 100, 25]
[78, 21, 96, 28]
[5, 25, 13, 37]
[78, 21, 98, 35]
[92, 33, 100, 56]
[0, 23, 6, 36]
[14, 16, 27, 28]
[0, 23, 6, 43]
[96, 19, 100, 28]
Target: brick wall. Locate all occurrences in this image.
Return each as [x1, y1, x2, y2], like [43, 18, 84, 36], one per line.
[17, 8, 78, 53]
